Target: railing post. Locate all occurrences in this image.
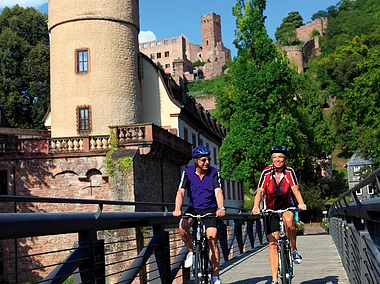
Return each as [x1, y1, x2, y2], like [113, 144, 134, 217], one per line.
[245, 219, 254, 250]
[150, 224, 171, 284]
[255, 219, 263, 245]
[218, 221, 229, 262]
[136, 227, 148, 284]
[73, 230, 105, 284]
[234, 219, 244, 254]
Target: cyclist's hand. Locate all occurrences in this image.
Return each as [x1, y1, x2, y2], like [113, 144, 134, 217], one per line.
[298, 204, 307, 211]
[173, 209, 182, 217]
[216, 208, 226, 217]
[252, 207, 260, 215]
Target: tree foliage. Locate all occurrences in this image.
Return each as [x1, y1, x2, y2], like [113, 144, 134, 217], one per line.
[0, 5, 50, 128]
[275, 11, 303, 46]
[215, 0, 311, 189]
[307, 0, 380, 165]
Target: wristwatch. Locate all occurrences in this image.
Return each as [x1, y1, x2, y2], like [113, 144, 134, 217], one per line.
[217, 207, 226, 211]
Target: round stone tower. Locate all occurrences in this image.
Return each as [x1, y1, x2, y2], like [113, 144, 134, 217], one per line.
[48, 0, 141, 137]
[283, 46, 304, 73]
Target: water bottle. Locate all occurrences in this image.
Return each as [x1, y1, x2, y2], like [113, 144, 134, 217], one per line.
[294, 210, 299, 223]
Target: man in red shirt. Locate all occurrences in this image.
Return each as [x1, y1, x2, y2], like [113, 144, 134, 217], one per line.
[252, 146, 306, 284]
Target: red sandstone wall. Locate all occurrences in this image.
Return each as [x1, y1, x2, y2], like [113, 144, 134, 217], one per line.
[296, 17, 328, 42]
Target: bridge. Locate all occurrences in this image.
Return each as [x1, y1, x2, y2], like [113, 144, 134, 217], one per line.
[0, 169, 379, 284]
[218, 224, 349, 284]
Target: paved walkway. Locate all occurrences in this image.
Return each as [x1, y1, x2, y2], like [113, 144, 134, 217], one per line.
[219, 224, 350, 284]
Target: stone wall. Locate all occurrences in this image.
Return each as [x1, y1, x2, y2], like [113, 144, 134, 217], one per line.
[0, 148, 185, 283]
[296, 17, 328, 42]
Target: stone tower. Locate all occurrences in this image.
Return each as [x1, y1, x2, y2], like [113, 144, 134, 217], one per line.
[201, 12, 222, 62]
[48, 0, 141, 138]
[283, 46, 304, 73]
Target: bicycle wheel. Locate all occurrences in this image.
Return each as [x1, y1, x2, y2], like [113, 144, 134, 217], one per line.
[194, 243, 202, 284]
[279, 242, 291, 284]
[202, 247, 209, 284]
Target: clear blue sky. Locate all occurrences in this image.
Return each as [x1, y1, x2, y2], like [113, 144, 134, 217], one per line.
[1, 0, 338, 57]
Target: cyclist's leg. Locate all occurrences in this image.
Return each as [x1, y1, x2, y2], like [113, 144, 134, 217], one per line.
[206, 227, 219, 276]
[282, 211, 296, 251]
[266, 214, 280, 283]
[179, 217, 194, 252]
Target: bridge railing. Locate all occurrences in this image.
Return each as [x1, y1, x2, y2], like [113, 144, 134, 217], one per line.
[329, 168, 380, 284]
[0, 196, 265, 284]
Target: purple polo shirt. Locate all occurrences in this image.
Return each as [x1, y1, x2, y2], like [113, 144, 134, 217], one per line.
[179, 164, 222, 210]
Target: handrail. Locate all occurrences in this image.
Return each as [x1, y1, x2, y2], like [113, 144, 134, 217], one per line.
[328, 167, 380, 284]
[0, 196, 264, 284]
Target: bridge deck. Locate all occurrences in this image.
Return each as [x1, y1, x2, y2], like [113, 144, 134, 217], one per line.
[219, 223, 350, 284]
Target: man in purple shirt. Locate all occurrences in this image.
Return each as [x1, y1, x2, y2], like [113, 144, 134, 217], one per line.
[173, 146, 225, 284]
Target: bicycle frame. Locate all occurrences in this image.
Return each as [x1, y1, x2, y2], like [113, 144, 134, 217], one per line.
[184, 212, 214, 284]
[263, 207, 296, 284]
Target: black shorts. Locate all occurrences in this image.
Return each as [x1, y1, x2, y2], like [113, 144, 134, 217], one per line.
[185, 207, 217, 229]
[264, 213, 280, 235]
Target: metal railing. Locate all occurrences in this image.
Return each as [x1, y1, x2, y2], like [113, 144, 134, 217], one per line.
[0, 196, 265, 284]
[329, 168, 380, 284]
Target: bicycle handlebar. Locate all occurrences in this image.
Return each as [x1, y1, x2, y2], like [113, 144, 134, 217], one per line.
[262, 207, 298, 214]
[182, 212, 215, 219]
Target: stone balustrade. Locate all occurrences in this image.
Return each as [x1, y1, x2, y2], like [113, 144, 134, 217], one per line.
[49, 136, 110, 152]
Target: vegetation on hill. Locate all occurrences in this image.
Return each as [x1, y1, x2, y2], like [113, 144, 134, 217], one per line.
[0, 5, 50, 128]
[275, 11, 304, 46]
[189, 0, 380, 219]
[307, 0, 380, 163]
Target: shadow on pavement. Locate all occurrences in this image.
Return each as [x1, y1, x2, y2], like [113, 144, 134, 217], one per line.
[226, 276, 272, 283]
[299, 275, 340, 283]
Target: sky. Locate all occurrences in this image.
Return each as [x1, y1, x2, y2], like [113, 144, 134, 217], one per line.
[1, 0, 338, 58]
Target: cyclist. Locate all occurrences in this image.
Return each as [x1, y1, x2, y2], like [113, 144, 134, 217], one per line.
[252, 146, 306, 284]
[173, 145, 225, 284]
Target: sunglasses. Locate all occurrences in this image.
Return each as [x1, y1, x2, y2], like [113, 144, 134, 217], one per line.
[271, 146, 286, 151]
[199, 157, 211, 163]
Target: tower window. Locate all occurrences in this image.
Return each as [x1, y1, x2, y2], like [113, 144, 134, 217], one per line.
[76, 49, 89, 73]
[0, 171, 7, 195]
[157, 52, 161, 59]
[165, 51, 170, 57]
[77, 106, 91, 133]
[150, 53, 155, 59]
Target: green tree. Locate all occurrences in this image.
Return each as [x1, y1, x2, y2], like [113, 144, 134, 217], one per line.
[0, 5, 50, 128]
[311, 5, 339, 20]
[215, 0, 308, 189]
[275, 11, 303, 46]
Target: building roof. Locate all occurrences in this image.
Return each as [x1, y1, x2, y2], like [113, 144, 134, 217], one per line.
[345, 153, 373, 167]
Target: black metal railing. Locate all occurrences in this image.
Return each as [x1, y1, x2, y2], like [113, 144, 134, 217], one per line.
[0, 196, 265, 284]
[329, 168, 380, 284]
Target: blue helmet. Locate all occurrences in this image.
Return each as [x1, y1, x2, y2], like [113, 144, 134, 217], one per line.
[270, 145, 288, 157]
[192, 146, 211, 158]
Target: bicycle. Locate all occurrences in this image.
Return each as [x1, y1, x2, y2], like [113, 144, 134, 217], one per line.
[183, 212, 214, 284]
[262, 207, 298, 284]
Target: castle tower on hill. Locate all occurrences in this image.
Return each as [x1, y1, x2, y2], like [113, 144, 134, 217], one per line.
[49, 0, 142, 138]
[283, 17, 328, 73]
[139, 12, 231, 83]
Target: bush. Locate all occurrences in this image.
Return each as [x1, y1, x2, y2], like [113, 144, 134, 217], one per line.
[321, 218, 329, 233]
[295, 221, 305, 235]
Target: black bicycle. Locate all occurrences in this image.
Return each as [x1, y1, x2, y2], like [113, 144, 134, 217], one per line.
[263, 207, 298, 284]
[183, 212, 214, 284]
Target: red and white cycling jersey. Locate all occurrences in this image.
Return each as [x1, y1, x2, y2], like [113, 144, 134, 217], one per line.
[257, 165, 298, 210]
